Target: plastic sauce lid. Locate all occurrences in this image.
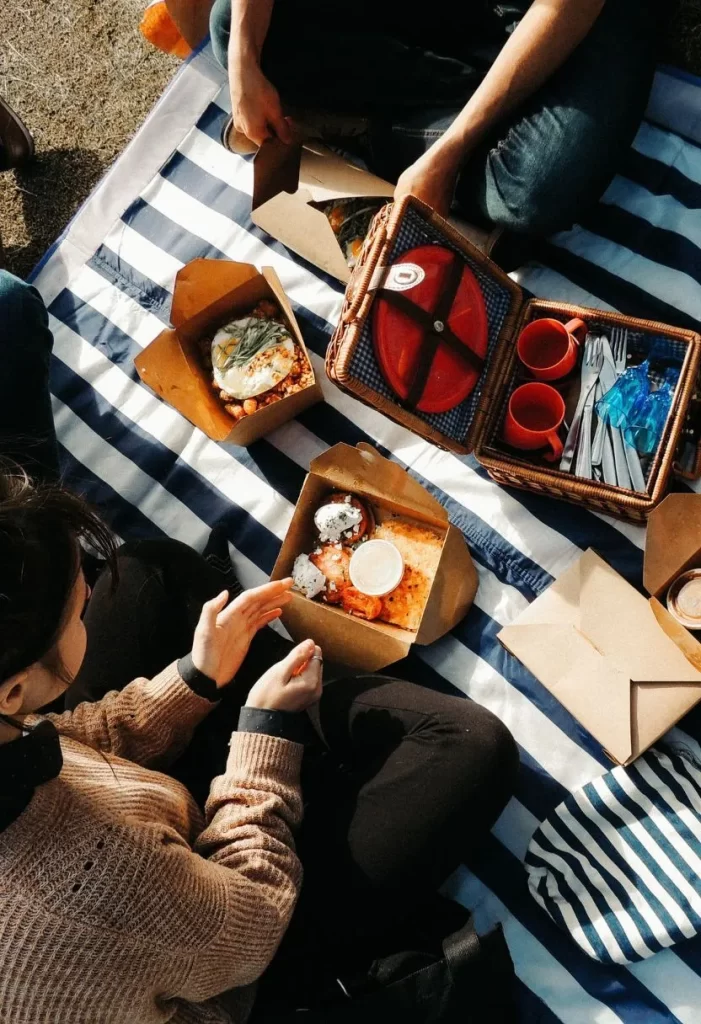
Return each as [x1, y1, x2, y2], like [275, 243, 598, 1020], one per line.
[349, 540, 404, 597]
[667, 570, 701, 630]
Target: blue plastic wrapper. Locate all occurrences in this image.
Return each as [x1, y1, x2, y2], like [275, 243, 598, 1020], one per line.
[595, 360, 650, 428]
[624, 368, 680, 455]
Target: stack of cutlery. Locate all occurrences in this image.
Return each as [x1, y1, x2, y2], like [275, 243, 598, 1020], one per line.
[559, 330, 646, 491]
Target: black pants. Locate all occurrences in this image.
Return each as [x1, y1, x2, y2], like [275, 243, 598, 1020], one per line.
[210, 0, 661, 236]
[68, 540, 519, 1009]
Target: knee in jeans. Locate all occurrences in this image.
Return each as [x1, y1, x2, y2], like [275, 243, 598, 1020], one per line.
[484, 120, 609, 237]
[0, 270, 32, 318]
[0, 270, 49, 347]
[209, 0, 231, 70]
[488, 173, 580, 237]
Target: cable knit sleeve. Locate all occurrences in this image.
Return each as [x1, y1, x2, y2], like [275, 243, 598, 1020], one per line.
[182, 730, 304, 996]
[46, 662, 215, 768]
[4, 718, 305, 1018]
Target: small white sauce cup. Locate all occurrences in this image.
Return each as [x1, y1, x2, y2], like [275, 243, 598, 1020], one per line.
[349, 540, 405, 597]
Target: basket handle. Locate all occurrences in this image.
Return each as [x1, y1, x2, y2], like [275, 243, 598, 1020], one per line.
[343, 205, 394, 324]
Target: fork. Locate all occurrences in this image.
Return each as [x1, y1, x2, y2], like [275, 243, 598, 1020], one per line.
[560, 336, 603, 473]
[598, 335, 632, 489]
[611, 327, 627, 375]
[575, 339, 604, 480]
[612, 327, 647, 492]
[593, 327, 626, 457]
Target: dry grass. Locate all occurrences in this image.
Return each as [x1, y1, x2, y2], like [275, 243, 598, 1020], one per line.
[0, 0, 700, 281]
[0, 0, 177, 278]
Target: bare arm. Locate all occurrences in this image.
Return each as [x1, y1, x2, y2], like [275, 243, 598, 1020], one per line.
[227, 0, 292, 146]
[229, 0, 274, 66]
[395, 0, 606, 214]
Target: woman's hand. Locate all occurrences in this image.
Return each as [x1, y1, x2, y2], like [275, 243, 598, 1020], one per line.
[230, 61, 292, 147]
[246, 640, 323, 713]
[191, 579, 294, 687]
[394, 142, 462, 218]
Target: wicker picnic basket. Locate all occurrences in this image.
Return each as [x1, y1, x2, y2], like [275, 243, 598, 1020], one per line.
[326, 195, 701, 523]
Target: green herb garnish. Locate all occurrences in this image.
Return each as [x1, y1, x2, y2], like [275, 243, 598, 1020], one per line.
[213, 317, 290, 373]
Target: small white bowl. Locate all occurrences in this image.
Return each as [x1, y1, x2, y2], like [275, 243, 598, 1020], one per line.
[349, 539, 405, 597]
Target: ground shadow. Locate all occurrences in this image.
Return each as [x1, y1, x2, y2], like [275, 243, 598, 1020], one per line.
[2, 146, 106, 280]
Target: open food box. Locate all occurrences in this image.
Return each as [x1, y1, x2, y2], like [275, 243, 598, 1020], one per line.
[327, 195, 701, 522]
[270, 442, 478, 672]
[134, 259, 322, 447]
[250, 137, 394, 284]
[499, 493, 701, 765]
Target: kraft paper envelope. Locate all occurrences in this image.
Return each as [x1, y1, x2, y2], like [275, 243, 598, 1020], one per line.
[498, 549, 701, 764]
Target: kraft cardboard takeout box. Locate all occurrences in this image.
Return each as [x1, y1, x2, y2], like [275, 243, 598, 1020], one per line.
[250, 137, 394, 284]
[498, 494, 701, 765]
[134, 259, 322, 447]
[271, 442, 478, 672]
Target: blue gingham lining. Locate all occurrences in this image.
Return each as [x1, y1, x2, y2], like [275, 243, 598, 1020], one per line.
[484, 316, 689, 484]
[349, 206, 514, 443]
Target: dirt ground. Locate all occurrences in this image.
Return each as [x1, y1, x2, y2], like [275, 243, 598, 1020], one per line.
[1, 0, 700, 281]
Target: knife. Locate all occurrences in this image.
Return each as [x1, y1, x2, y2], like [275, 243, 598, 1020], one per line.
[599, 338, 633, 490]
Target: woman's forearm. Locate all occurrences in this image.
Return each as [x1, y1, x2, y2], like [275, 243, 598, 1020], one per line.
[228, 0, 274, 70]
[436, 0, 605, 164]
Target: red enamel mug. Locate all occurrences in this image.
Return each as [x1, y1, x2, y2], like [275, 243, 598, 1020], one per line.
[503, 383, 566, 462]
[517, 317, 587, 381]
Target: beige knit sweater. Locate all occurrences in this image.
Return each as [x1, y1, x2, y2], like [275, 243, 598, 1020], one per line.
[0, 664, 304, 1024]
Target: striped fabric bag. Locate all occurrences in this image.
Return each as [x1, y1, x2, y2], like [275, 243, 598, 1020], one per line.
[525, 745, 701, 965]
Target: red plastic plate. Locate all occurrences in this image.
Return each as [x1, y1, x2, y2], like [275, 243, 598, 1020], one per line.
[372, 245, 488, 414]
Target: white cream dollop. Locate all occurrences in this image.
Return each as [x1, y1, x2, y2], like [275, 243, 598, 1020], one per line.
[292, 553, 327, 600]
[314, 502, 363, 543]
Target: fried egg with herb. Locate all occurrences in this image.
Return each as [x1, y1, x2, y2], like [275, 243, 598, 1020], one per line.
[211, 316, 296, 400]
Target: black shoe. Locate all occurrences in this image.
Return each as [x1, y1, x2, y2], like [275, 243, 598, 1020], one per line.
[0, 99, 34, 172]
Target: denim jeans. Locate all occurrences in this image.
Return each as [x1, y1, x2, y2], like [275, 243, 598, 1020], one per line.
[0, 270, 58, 482]
[211, 0, 661, 235]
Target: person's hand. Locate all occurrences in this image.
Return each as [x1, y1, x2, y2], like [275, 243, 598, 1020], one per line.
[394, 143, 461, 218]
[246, 640, 323, 713]
[191, 579, 294, 687]
[230, 61, 292, 147]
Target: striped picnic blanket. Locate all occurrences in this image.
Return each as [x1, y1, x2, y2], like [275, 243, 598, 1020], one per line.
[31, 44, 701, 1024]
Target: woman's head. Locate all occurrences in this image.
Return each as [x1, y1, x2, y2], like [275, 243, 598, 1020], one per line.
[0, 467, 117, 719]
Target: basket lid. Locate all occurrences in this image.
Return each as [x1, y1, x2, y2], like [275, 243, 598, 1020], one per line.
[371, 197, 524, 454]
[372, 244, 489, 414]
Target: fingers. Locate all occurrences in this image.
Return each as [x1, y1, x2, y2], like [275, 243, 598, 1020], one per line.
[244, 579, 294, 605]
[234, 111, 271, 148]
[256, 607, 283, 630]
[221, 579, 293, 624]
[271, 113, 293, 145]
[247, 123, 271, 147]
[292, 643, 323, 697]
[198, 590, 229, 630]
[282, 639, 317, 679]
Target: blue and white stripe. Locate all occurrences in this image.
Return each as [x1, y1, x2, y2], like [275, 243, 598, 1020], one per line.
[526, 748, 701, 967]
[31, 45, 701, 1023]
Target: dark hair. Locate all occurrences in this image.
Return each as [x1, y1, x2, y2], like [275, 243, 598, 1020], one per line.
[0, 464, 118, 688]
